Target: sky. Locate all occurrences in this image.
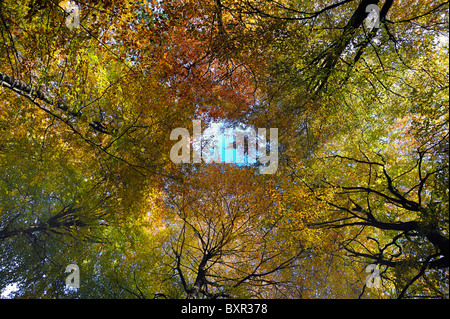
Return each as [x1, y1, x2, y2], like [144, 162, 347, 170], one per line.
[1, 283, 18, 299]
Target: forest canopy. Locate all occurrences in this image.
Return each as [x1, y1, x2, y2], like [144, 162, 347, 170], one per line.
[0, 0, 448, 299]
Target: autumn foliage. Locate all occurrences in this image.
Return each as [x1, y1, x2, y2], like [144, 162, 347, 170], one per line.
[0, 0, 448, 299]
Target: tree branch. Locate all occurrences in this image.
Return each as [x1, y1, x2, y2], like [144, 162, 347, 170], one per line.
[0, 71, 113, 135]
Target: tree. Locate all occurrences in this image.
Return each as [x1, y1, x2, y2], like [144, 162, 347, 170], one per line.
[0, 0, 448, 299]
[162, 165, 306, 298]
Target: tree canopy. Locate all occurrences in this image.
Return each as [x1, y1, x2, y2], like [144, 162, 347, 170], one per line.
[0, 0, 448, 299]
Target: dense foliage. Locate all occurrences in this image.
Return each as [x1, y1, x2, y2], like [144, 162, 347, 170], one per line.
[0, 0, 448, 299]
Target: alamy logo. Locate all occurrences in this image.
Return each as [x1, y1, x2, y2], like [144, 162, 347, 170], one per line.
[170, 120, 278, 174]
[365, 264, 381, 288]
[60, 1, 80, 29]
[65, 264, 80, 289]
[365, 4, 380, 29]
